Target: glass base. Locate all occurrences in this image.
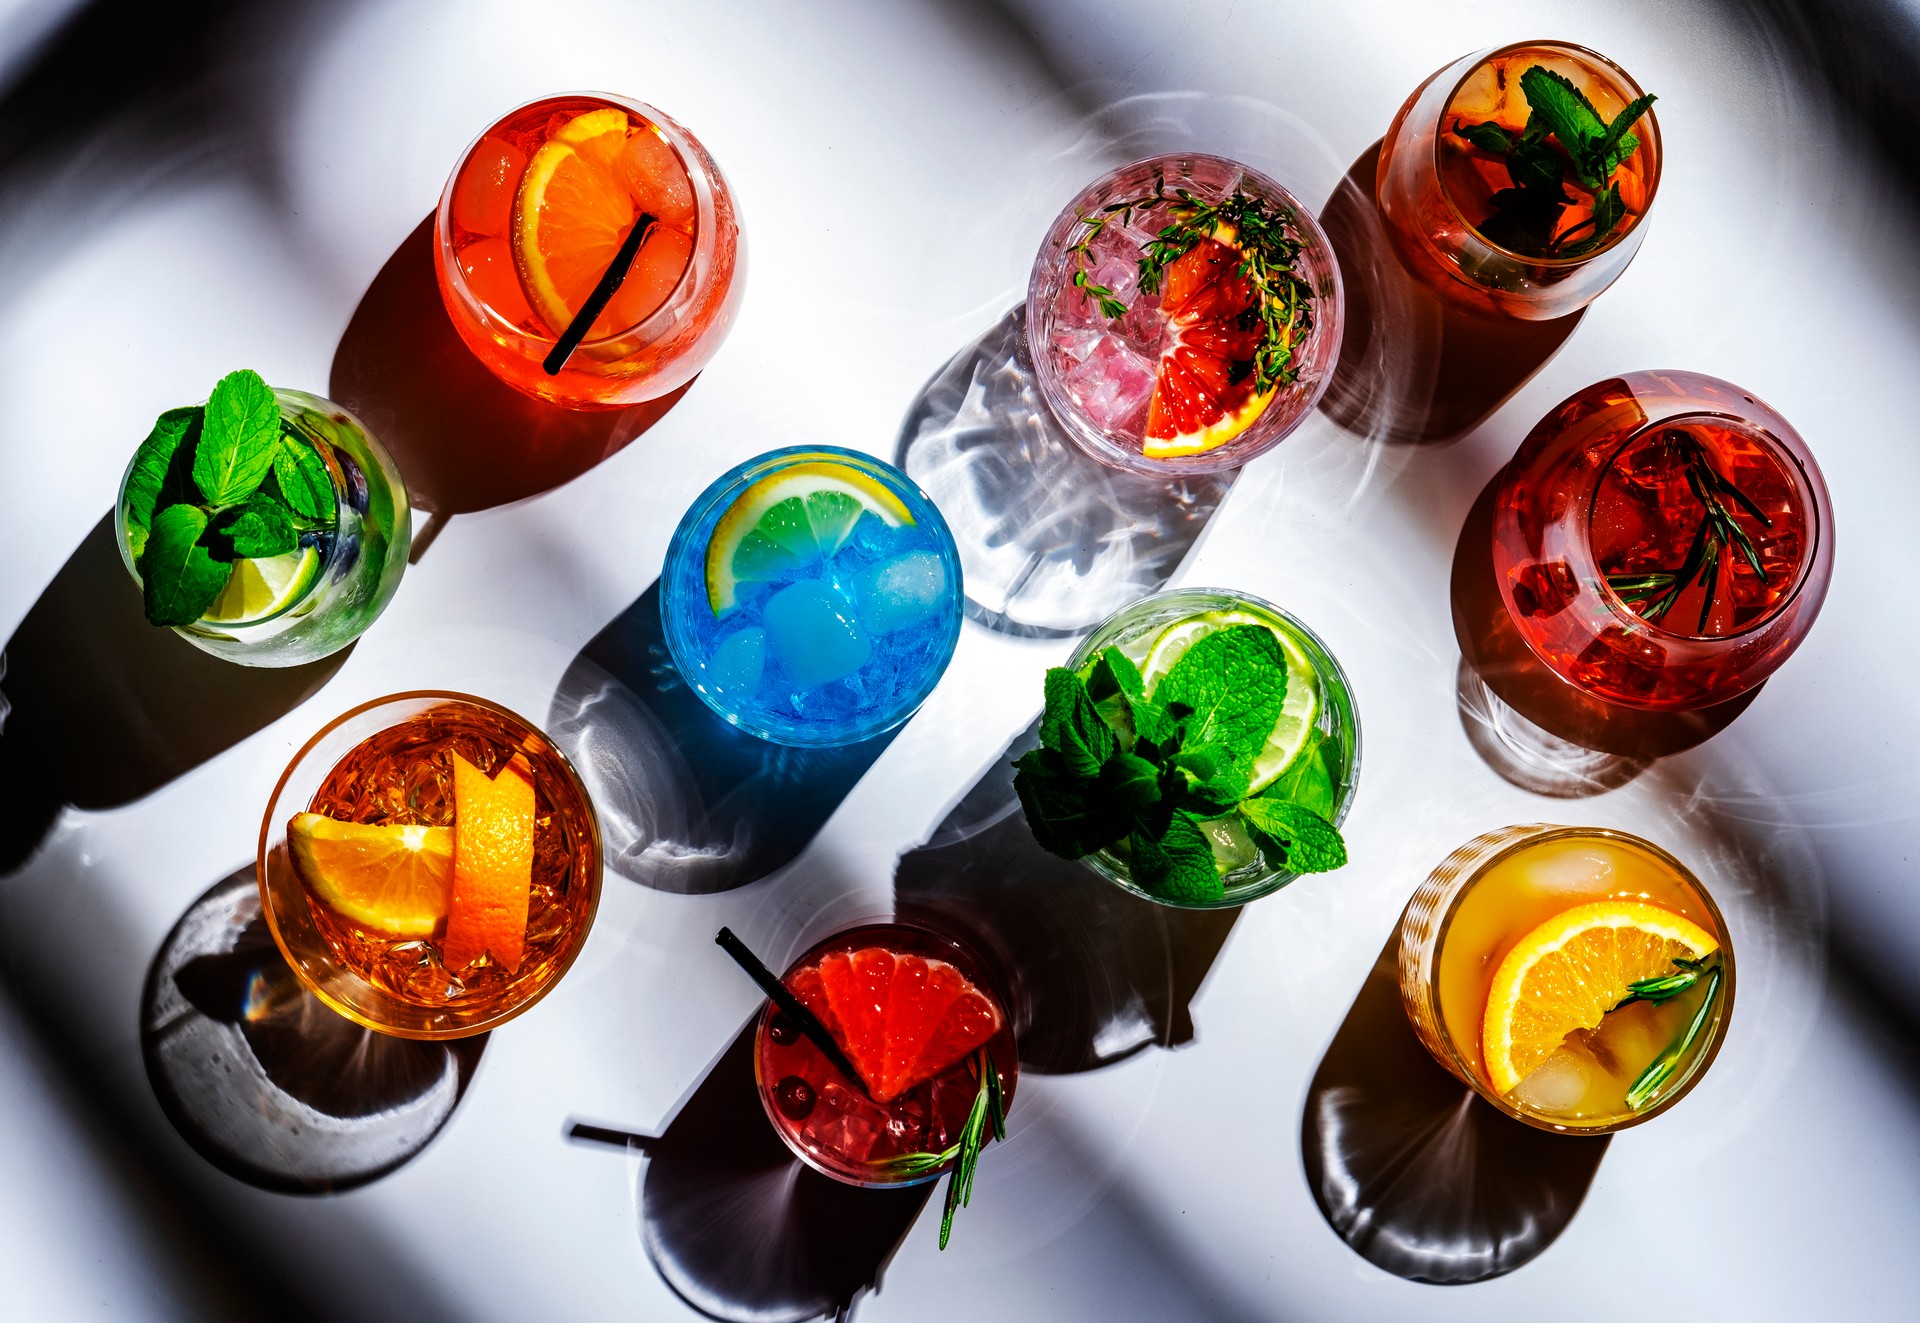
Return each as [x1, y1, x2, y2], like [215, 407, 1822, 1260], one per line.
[1455, 660, 1647, 797]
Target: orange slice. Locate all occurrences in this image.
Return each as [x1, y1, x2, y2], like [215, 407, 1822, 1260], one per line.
[440, 753, 536, 974]
[1482, 901, 1719, 1094]
[512, 107, 697, 343]
[286, 813, 453, 938]
[1142, 228, 1279, 461]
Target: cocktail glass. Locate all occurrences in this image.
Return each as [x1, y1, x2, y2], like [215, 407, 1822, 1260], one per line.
[660, 446, 964, 747]
[258, 693, 602, 1039]
[1025, 153, 1343, 476]
[1398, 824, 1735, 1132]
[1376, 41, 1662, 320]
[114, 388, 410, 667]
[434, 92, 743, 409]
[1492, 370, 1834, 712]
[1064, 587, 1360, 908]
[754, 920, 1018, 1187]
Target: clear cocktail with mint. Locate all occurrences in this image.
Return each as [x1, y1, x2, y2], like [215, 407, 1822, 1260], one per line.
[1015, 588, 1359, 906]
[660, 446, 964, 746]
[115, 369, 410, 666]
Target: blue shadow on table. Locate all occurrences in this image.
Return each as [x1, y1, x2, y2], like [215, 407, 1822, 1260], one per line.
[547, 583, 899, 894]
[1302, 927, 1609, 1284]
[141, 867, 486, 1193]
[0, 515, 348, 875]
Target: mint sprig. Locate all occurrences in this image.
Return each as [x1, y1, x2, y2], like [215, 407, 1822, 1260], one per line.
[122, 369, 334, 628]
[1013, 627, 1348, 903]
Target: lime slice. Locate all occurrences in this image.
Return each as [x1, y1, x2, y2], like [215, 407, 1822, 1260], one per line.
[705, 461, 915, 613]
[202, 545, 322, 625]
[1140, 609, 1320, 792]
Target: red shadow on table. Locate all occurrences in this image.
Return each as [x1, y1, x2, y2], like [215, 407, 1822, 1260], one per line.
[329, 215, 688, 517]
[1451, 475, 1757, 795]
[1318, 142, 1582, 448]
[1301, 928, 1609, 1284]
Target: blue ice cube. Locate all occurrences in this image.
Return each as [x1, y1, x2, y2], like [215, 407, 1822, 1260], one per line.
[762, 580, 871, 689]
[708, 626, 766, 697]
[855, 550, 949, 635]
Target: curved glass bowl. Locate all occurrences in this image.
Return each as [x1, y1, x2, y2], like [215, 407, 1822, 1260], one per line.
[1025, 153, 1344, 476]
[1375, 40, 1662, 320]
[1397, 824, 1735, 1134]
[434, 91, 745, 409]
[115, 388, 410, 668]
[257, 692, 602, 1040]
[1062, 587, 1361, 908]
[660, 445, 964, 747]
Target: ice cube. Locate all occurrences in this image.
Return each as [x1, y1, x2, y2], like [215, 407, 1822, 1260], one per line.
[762, 579, 871, 689]
[1063, 334, 1156, 432]
[707, 626, 765, 698]
[1509, 1040, 1598, 1115]
[855, 550, 948, 635]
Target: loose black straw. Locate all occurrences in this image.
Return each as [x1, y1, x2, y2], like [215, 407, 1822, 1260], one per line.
[715, 927, 872, 1099]
[542, 211, 657, 375]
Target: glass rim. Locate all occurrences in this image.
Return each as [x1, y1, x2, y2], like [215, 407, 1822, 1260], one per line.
[255, 689, 604, 1040]
[1423, 823, 1736, 1134]
[659, 444, 965, 748]
[1064, 585, 1363, 910]
[434, 90, 711, 353]
[1430, 39, 1663, 268]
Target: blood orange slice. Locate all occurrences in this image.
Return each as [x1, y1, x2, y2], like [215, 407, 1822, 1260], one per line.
[1142, 232, 1278, 461]
[789, 947, 1004, 1102]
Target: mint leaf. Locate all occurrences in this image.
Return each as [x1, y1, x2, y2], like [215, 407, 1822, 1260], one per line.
[1131, 811, 1222, 903]
[1170, 744, 1250, 813]
[208, 491, 297, 559]
[1558, 184, 1628, 257]
[1505, 129, 1568, 196]
[123, 407, 200, 560]
[272, 435, 337, 524]
[1597, 94, 1656, 176]
[192, 368, 281, 505]
[1520, 65, 1605, 163]
[140, 504, 229, 626]
[1086, 647, 1144, 706]
[1014, 748, 1129, 859]
[1101, 751, 1162, 816]
[1040, 668, 1115, 780]
[1151, 625, 1287, 768]
[1258, 738, 1338, 819]
[1240, 798, 1347, 875]
[1454, 120, 1514, 154]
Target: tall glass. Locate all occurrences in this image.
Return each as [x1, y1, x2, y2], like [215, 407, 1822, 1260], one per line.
[434, 92, 744, 408]
[258, 693, 601, 1039]
[114, 388, 410, 667]
[1398, 825, 1735, 1132]
[1492, 371, 1834, 711]
[1376, 41, 1662, 320]
[1026, 153, 1343, 476]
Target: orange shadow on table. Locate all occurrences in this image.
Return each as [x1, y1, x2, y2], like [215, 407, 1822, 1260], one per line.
[330, 215, 689, 516]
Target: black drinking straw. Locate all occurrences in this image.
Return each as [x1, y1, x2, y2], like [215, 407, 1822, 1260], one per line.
[542, 212, 657, 376]
[715, 927, 872, 1099]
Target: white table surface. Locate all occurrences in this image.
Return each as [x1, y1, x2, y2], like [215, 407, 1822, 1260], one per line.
[3, 1, 1918, 1319]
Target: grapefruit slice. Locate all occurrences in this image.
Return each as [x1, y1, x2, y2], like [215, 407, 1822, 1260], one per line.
[788, 947, 1003, 1102]
[287, 813, 453, 937]
[440, 753, 537, 974]
[512, 107, 697, 343]
[1142, 232, 1279, 461]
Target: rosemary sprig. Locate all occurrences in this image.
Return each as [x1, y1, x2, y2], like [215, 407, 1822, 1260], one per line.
[1626, 959, 1724, 1112]
[870, 1049, 1007, 1249]
[1066, 179, 1314, 393]
[1604, 429, 1773, 633]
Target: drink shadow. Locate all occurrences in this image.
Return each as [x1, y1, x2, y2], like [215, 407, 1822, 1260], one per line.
[545, 582, 899, 894]
[1301, 927, 1610, 1284]
[0, 514, 349, 874]
[140, 867, 486, 1193]
[328, 215, 690, 519]
[1450, 475, 1758, 796]
[1317, 142, 1583, 449]
[895, 305, 1230, 638]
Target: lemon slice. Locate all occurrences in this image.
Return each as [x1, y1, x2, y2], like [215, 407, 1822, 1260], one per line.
[202, 545, 321, 625]
[705, 461, 915, 613]
[287, 812, 454, 938]
[1482, 901, 1719, 1095]
[1140, 610, 1319, 790]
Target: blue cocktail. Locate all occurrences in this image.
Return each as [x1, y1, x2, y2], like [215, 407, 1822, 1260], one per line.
[660, 446, 964, 746]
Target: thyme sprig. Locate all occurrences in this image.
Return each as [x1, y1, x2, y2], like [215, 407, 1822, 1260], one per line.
[1605, 429, 1773, 634]
[869, 1049, 1007, 1249]
[1623, 957, 1724, 1112]
[1066, 177, 1315, 393]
